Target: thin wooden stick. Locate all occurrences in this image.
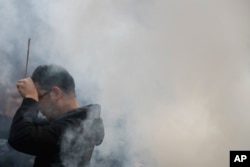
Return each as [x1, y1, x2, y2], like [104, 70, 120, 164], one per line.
[25, 38, 31, 78]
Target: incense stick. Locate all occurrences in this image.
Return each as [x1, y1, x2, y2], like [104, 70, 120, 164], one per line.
[25, 38, 31, 78]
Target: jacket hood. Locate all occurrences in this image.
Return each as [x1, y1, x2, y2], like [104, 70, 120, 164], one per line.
[58, 104, 105, 146]
[82, 104, 105, 146]
[58, 104, 105, 166]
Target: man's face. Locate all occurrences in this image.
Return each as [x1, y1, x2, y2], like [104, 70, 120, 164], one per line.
[38, 90, 52, 119]
[36, 84, 57, 120]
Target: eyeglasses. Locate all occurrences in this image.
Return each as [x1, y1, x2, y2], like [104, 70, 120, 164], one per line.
[38, 90, 51, 100]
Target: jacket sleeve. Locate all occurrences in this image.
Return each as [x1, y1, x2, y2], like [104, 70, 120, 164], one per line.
[8, 98, 60, 156]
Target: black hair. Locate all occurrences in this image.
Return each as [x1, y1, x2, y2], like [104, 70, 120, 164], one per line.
[31, 64, 75, 95]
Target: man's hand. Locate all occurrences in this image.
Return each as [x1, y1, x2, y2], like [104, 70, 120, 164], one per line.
[16, 78, 38, 102]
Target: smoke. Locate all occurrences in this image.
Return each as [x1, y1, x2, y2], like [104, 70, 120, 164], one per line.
[60, 121, 92, 167]
[1, 0, 250, 166]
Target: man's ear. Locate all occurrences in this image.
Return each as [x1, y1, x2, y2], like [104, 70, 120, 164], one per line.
[51, 86, 63, 99]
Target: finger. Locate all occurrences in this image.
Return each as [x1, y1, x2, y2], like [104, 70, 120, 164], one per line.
[16, 84, 22, 90]
[16, 81, 25, 89]
[16, 82, 23, 87]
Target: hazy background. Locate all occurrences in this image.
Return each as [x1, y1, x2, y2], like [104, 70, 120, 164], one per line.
[1, 0, 250, 166]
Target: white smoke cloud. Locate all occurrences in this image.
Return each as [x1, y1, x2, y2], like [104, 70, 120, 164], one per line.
[1, 0, 250, 166]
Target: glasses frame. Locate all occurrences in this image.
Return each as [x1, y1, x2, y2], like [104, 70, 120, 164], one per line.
[38, 90, 51, 100]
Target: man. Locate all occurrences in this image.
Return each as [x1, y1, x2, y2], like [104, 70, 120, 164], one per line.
[8, 64, 105, 167]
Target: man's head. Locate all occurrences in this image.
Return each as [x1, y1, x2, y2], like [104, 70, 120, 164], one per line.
[31, 64, 75, 95]
[31, 64, 78, 120]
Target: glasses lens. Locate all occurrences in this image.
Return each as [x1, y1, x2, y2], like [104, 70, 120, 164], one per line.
[39, 90, 50, 100]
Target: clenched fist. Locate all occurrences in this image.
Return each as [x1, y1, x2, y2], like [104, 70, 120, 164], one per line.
[16, 78, 39, 102]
